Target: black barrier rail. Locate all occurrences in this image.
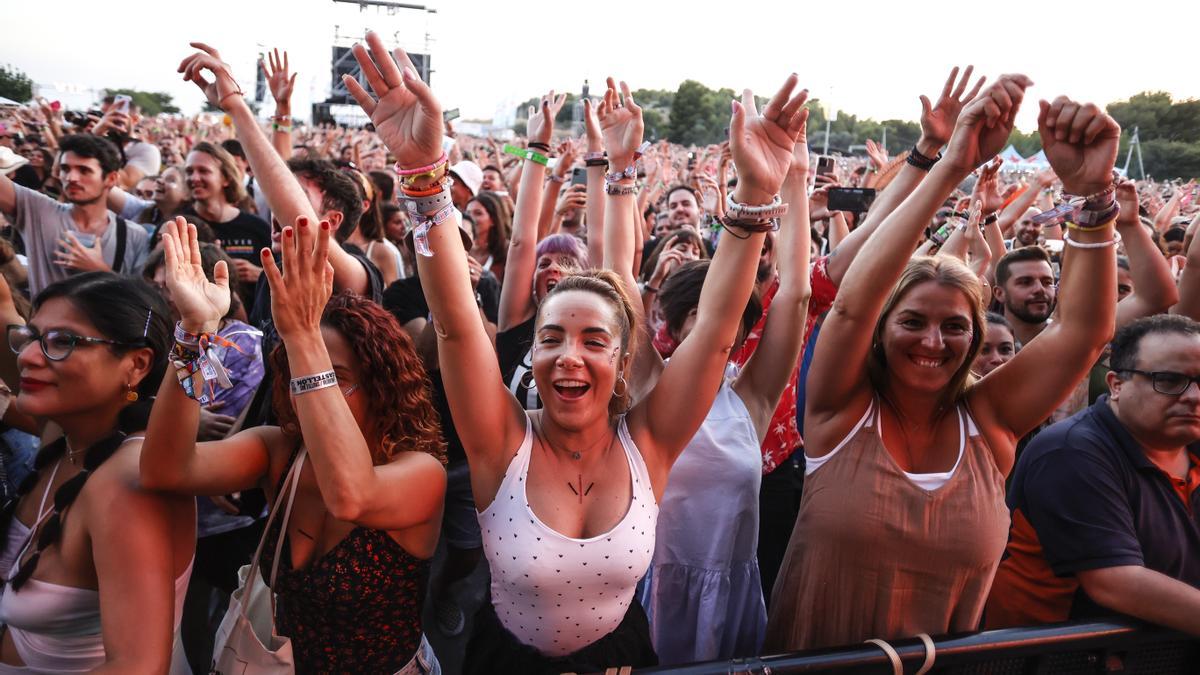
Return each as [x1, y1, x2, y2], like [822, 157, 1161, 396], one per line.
[630, 620, 1200, 674]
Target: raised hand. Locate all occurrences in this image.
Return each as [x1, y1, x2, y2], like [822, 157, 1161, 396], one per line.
[261, 216, 334, 343]
[583, 98, 603, 153]
[178, 43, 243, 112]
[943, 74, 1033, 174]
[260, 48, 297, 109]
[972, 157, 1004, 213]
[729, 74, 810, 205]
[1115, 178, 1140, 226]
[527, 90, 567, 145]
[1037, 96, 1120, 196]
[160, 217, 231, 333]
[864, 138, 889, 170]
[920, 65, 986, 149]
[597, 78, 645, 171]
[344, 31, 443, 168]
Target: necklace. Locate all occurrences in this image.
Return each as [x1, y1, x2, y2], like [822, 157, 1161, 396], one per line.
[63, 441, 87, 467]
[534, 417, 616, 501]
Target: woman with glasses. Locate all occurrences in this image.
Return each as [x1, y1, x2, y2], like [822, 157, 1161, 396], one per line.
[0, 272, 195, 673]
[140, 218, 447, 674]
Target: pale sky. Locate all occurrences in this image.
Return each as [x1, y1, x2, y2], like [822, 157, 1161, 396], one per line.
[4, 0, 1196, 134]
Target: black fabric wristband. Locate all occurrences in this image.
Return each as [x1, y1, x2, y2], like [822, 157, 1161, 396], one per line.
[527, 142, 551, 152]
[906, 145, 942, 171]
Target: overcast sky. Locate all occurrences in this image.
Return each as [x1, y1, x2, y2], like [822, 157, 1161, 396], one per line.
[4, 0, 1195, 133]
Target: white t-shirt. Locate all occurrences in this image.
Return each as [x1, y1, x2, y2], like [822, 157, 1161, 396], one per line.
[122, 140, 161, 178]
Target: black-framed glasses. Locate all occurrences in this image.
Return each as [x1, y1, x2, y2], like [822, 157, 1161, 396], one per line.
[7, 325, 136, 362]
[1120, 369, 1200, 396]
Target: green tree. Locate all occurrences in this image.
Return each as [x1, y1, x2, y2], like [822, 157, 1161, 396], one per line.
[1107, 92, 1200, 178]
[1006, 129, 1042, 156]
[0, 64, 33, 103]
[105, 89, 180, 115]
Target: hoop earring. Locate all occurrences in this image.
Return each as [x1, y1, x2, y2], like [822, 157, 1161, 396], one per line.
[520, 370, 535, 390]
[613, 375, 628, 399]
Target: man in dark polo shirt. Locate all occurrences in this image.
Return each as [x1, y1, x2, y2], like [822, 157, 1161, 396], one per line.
[987, 315, 1200, 635]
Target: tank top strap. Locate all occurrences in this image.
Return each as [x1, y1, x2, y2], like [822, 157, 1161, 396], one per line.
[496, 414, 536, 499]
[615, 415, 655, 501]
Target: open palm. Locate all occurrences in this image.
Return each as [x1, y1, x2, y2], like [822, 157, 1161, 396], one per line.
[597, 78, 644, 169]
[160, 217, 231, 328]
[920, 66, 985, 147]
[729, 74, 809, 204]
[345, 31, 443, 168]
[527, 91, 566, 144]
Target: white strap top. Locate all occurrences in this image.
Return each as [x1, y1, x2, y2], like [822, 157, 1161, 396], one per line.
[0, 437, 193, 673]
[480, 414, 658, 657]
[806, 399, 971, 491]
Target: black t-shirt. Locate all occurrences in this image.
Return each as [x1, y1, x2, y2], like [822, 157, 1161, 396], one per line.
[496, 315, 538, 410]
[181, 204, 272, 263]
[381, 270, 500, 465]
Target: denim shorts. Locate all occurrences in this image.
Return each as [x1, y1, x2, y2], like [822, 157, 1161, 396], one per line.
[394, 635, 440, 675]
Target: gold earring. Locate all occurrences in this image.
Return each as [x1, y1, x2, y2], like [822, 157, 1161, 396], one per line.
[125, 386, 139, 403]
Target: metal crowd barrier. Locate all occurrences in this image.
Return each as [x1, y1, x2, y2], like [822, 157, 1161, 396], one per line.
[629, 620, 1199, 674]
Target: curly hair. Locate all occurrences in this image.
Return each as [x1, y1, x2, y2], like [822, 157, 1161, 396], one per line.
[270, 292, 446, 465]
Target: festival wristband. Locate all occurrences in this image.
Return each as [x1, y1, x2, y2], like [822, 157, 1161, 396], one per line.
[290, 370, 338, 396]
[504, 145, 550, 166]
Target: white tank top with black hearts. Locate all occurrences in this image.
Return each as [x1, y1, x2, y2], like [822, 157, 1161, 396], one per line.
[479, 413, 658, 656]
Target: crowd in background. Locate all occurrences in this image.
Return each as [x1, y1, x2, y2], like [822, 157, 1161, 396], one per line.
[0, 39, 1197, 675]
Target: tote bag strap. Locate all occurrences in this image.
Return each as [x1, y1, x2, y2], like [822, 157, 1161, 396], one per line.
[240, 446, 307, 620]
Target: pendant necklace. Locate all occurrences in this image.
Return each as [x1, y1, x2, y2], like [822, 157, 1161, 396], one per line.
[534, 417, 615, 502]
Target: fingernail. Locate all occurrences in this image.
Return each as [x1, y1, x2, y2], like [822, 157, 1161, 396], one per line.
[731, 100, 738, 113]
[321, 221, 330, 231]
[403, 66, 416, 80]
[284, 227, 293, 237]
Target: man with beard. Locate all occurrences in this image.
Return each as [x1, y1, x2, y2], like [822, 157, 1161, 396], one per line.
[665, 184, 703, 232]
[1008, 207, 1044, 249]
[0, 134, 149, 295]
[994, 246, 1056, 347]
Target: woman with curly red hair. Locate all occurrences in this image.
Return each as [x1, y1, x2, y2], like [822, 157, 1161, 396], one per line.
[140, 216, 446, 674]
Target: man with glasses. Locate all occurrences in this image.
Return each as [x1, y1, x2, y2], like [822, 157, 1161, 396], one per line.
[986, 315, 1200, 636]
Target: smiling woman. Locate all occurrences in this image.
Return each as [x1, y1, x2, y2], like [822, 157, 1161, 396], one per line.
[766, 71, 1125, 652]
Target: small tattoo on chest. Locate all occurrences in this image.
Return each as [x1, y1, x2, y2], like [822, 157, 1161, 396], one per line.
[567, 473, 595, 503]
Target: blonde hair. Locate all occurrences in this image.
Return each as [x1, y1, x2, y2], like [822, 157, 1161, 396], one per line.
[867, 256, 986, 416]
[189, 142, 247, 207]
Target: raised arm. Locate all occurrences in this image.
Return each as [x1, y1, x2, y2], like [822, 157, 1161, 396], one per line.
[497, 92, 566, 332]
[583, 98, 607, 266]
[179, 42, 369, 295]
[140, 218, 273, 497]
[630, 75, 810, 465]
[808, 69, 1018, 423]
[1174, 213, 1200, 320]
[261, 208, 445, 530]
[734, 128, 813, 439]
[1114, 178, 1178, 328]
[825, 66, 985, 286]
[345, 32, 525, 479]
[971, 97, 1122, 454]
[261, 48, 297, 161]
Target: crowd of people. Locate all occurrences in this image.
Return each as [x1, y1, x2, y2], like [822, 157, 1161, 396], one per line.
[0, 34, 1197, 675]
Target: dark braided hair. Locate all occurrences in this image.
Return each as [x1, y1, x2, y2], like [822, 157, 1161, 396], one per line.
[0, 272, 170, 591]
